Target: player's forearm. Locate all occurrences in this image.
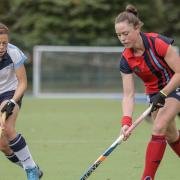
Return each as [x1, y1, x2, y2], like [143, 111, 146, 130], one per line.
[162, 73, 180, 95]
[12, 83, 27, 102]
[122, 94, 135, 117]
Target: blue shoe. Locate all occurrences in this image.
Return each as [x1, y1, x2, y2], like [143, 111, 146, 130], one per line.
[25, 166, 40, 180]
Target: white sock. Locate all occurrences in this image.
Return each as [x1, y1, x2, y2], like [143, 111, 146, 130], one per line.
[9, 134, 36, 169]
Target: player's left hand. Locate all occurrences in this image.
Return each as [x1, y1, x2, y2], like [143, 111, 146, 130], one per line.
[151, 90, 167, 112]
[1, 99, 16, 119]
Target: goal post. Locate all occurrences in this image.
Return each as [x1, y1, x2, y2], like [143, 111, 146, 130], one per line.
[32, 46, 145, 99]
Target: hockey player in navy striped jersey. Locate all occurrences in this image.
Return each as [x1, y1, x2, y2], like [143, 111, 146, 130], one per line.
[0, 23, 43, 180]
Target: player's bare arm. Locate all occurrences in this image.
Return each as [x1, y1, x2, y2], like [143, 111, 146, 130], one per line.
[121, 73, 135, 140]
[121, 72, 135, 116]
[13, 65, 27, 102]
[162, 45, 180, 95]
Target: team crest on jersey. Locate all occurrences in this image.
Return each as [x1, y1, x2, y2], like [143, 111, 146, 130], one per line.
[133, 66, 141, 72]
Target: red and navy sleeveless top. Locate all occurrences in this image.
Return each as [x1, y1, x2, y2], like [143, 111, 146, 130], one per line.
[120, 32, 174, 94]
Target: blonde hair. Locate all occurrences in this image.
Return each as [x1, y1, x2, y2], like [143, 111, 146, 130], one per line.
[115, 4, 143, 28]
[0, 23, 9, 34]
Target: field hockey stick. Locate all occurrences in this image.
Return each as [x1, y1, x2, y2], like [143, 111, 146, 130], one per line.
[0, 112, 6, 137]
[80, 104, 152, 180]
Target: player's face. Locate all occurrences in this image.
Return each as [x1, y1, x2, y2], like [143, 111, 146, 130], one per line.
[115, 21, 140, 48]
[0, 34, 8, 58]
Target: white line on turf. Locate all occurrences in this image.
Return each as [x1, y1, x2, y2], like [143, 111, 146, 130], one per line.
[28, 140, 114, 144]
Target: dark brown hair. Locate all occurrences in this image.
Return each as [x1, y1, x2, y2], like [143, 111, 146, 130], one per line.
[115, 4, 143, 27]
[0, 23, 9, 34]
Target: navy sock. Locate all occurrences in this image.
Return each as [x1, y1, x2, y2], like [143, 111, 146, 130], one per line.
[9, 134, 26, 152]
[6, 153, 22, 167]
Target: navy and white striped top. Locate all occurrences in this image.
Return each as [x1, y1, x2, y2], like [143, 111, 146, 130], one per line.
[0, 43, 27, 94]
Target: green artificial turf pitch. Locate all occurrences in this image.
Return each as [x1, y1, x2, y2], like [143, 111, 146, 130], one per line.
[0, 98, 179, 180]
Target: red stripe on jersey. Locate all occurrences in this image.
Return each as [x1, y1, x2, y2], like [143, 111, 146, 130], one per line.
[147, 45, 168, 87]
[145, 50, 166, 92]
[143, 34, 174, 93]
[149, 38, 174, 79]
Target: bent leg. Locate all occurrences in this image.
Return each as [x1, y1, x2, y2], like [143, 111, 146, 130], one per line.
[1, 101, 36, 169]
[142, 98, 180, 179]
[165, 99, 180, 157]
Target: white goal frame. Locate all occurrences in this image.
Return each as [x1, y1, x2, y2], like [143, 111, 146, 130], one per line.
[33, 46, 147, 100]
[33, 45, 179, 100]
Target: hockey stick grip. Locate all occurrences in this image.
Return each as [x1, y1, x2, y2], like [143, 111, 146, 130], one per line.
[0, 112, 6, 137]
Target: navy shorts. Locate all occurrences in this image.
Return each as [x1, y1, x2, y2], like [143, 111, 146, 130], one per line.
[0, 90, 23, 108]
[147, 87, 180, 103]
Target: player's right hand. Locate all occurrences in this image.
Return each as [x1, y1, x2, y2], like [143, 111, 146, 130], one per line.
[1, 99, 16, 119]
[121, 125, 131, 141]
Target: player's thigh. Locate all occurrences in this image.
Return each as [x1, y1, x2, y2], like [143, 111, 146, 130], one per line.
[6, 105, 19, 128]
[0, 100, 19, 133]
[153, 98, 180, 133]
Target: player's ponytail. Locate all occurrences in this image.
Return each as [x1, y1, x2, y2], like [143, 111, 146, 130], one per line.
[125, 4, 138, 17]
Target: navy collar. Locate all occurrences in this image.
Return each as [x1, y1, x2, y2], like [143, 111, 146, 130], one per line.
[1, 52, 9, 60]
[140, 32, 150, 50]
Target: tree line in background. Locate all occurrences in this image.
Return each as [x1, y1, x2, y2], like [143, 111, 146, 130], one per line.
[0, 0, 180, 53]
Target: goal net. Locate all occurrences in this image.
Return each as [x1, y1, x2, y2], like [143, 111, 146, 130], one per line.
[33, 46, 145, 99]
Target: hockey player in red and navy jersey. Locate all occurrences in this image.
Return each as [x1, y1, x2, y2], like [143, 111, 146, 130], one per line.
[115, 4, 180, 180]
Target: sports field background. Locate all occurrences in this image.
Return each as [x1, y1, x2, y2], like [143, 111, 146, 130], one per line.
[0, 98, 179, 180]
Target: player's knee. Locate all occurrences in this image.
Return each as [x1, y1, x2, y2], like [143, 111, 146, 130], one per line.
[2, 118, 16, 136]
[5, 129, 16, 140]
[152, 122, 166, 134]
[166, 130, 179, 143]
